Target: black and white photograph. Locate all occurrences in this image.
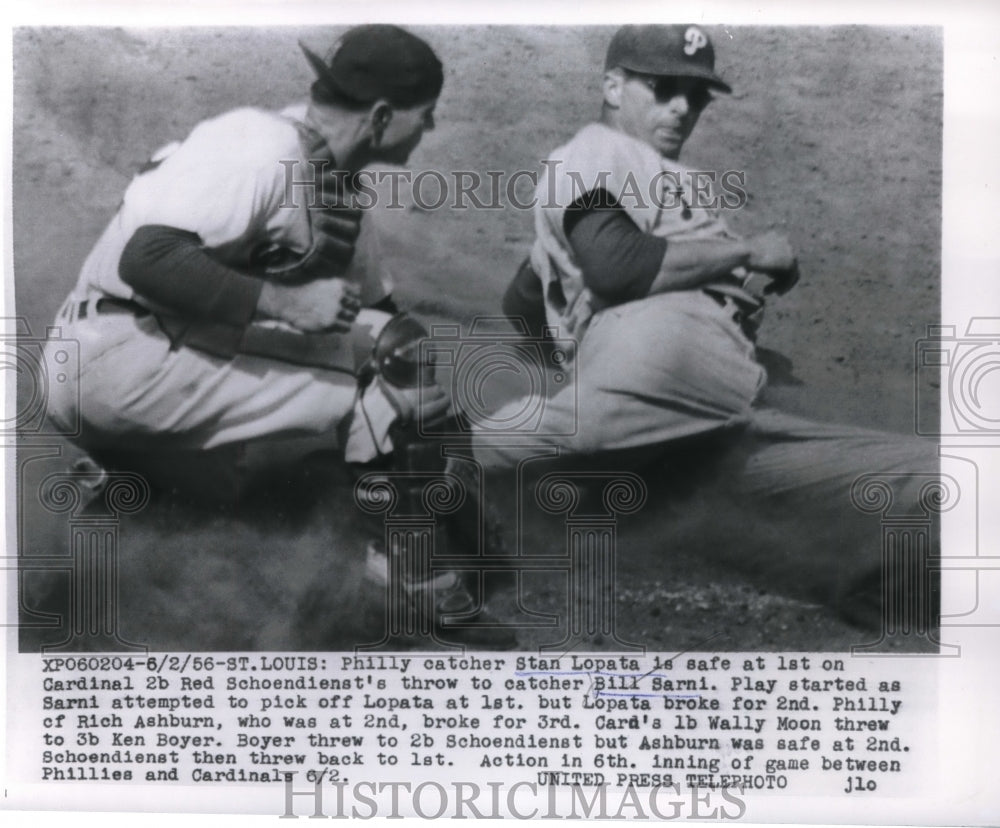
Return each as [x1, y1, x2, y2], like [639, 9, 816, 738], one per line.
[3, 1, 998, 823]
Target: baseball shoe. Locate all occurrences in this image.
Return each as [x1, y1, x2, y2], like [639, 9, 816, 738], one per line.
[365, 544, 517, 650]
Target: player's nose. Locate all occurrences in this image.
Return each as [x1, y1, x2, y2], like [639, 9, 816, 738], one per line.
[665, 92, 690, 116]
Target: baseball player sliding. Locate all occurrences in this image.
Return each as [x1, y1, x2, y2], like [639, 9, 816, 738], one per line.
[490, 25, 940, 632]
[44, 25, 514, 649]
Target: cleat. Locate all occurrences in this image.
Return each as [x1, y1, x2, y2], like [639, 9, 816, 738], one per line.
[365, 543, 517, 650]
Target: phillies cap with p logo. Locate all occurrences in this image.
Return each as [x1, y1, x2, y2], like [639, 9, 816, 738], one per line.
[300, 25, 444, 108]
[605, 24, 731, 92]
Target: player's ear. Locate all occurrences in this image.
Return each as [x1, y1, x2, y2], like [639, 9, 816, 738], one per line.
[603, 69, 625, 109]
[369, 101, 393, 145]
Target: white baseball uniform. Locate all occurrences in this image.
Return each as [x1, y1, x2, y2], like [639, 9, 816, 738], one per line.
[472, 121, 938, 616]
[46, 105, 395, 459]
[476, 122, 769, 459]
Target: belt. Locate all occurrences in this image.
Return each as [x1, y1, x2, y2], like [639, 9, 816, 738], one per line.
[704, 288, 743, 320]
[59, 296, 150, 324]
[54, 295, 365, 373]
[703, 289, 761, 340]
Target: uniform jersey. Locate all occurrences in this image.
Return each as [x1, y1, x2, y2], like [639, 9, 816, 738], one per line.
[531, 121, 755, 337]
[472, 120, 938, 631]
[72, 104, 393, 309]
[46, 104, 398, 456]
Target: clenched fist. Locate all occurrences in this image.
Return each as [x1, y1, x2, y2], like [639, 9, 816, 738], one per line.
[746, 231, 799, 295]
[257, 277, 362, 332]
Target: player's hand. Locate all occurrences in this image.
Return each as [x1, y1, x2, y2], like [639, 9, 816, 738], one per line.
[746, 231, 796, 275]
[308, 205, 363, 275]
[257, 277, 362, 332]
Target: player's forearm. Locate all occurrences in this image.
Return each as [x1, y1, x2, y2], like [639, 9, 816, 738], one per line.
[646, 238, 752, 295]
[119, 224, 263, 326]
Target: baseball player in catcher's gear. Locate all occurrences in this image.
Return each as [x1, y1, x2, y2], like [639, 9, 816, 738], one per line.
[491, 24, 940, 631]
[44, 25, 514, 649]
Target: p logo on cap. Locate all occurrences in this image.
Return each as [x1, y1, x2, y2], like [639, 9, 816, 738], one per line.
[604, 24, 731, 93]
[683, 26, 709, 56]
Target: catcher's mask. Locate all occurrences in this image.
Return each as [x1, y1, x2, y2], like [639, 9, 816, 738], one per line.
[368, 313, 435, 389]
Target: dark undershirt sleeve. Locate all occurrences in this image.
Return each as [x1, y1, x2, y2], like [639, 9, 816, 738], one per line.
[563, 189, 666, 306]
[119, 224, 263, 327]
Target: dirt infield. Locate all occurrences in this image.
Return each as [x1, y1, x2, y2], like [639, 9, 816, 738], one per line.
[12, 25, 942, 652]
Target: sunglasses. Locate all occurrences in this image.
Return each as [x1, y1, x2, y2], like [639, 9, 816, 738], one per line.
[625, 72, 714, 110]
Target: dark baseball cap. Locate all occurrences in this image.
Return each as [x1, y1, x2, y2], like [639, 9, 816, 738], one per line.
[300, 25, 443, 108]
[605, 24, 731, 93]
